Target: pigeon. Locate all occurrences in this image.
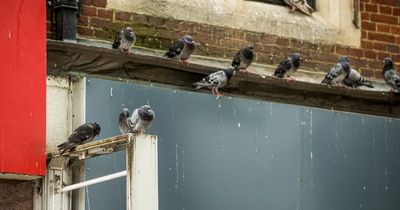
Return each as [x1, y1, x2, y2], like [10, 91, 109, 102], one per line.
[342, 68, 374, 88]
[57, 122, 101, 154]
[273, 53, 302, 81]
[164, 35, 196, 64]
[382, 57, 400, 92]
[112, 27, 136, 53]
[119, 105, 155, 134]
[193, 67, 236, 97]
[321, 56, 351, 86]
[231, 46, 254, 74]
[284, 0, 314, 16]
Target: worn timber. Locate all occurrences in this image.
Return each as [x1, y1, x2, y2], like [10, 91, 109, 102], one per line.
[47, 39, 400, 118]
[47, 134, 130, 159]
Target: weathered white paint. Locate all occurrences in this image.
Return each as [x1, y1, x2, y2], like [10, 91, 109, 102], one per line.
[46, 76, 72, 154]
[316, 0, 361, 46]
[107, 0, 360, 46]
[127, 134, 159, 210]
[70, 77, 86, 210]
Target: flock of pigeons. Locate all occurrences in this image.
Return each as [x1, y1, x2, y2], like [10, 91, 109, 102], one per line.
[57, 26, 399, 155]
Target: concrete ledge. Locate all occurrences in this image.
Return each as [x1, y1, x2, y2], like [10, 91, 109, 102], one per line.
[47, 39, 400, 118]
[0, 173, 41, 180]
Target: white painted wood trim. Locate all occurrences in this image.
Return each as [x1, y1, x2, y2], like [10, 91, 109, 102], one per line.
[127, 134, 159, 210]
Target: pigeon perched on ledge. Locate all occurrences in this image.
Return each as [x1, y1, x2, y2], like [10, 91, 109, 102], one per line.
[57, 122, 101, 154]
[164, 35, 196, 65]
[193, 67, 236, 97]
[231, 46, 254, 74]
[382, 57, 400, 92]
[112, 27, 136, 53]
[284, 0, 314, 16]
[273, 53, 302, 81]
[343, 68, 374, 88]
[321, 56, 351, 86]
[119, 105, 155, 134]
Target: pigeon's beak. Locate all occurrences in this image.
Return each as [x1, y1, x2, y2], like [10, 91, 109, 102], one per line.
[194, 41, 201, 46]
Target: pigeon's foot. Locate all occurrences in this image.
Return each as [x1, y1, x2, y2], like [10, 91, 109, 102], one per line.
[215, 88, 224, 98]
[211, 88, 217, 95]
[336, 83, 349, 88]
[284, 76, 296, 83]
[179, 59, 190, 65]
[121, 49, 131, 55]
[239, 69, 250, 74]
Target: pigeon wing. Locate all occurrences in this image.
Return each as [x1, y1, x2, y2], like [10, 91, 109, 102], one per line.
[273, 58, 292, 78]
[119, 109, 130, 134]
[322, 63, 342, 84]
[231, 50, 242, 70]
[193, 70, 226, 88]
[164, 39, 185, 58]
[112, 31, 122, 49]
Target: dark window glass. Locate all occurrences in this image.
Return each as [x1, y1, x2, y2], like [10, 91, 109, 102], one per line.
[248, 0, 316, 9]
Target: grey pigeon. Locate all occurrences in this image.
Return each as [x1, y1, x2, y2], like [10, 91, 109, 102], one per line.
[164, 35, 196, 64]
[321, 56, 351, 86]
[284, 0, 314, 16]
[57, 122, 101, 154]
[193, 67, 236, 96]
[273, 53, 302, 81]
[343, 68, 374, 88]
[231, 46, 254, 74]
[382, 57, 400, 92]
[119, 105, 155, 134]
[112, 27, 136, 53]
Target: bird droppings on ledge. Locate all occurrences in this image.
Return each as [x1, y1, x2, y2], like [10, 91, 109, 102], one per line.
[47, 39, 400, 117]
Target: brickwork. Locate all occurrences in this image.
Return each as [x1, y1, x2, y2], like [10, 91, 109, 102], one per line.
[46, 0, 400, 80]
[0, 180, 33, 210]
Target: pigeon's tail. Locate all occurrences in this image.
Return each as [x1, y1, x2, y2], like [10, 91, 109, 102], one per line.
[359, 79, 374, 88]
[112, 32, 122, 49]
[119, 109, 130, 134]
[164, 51, 176, 58]
[305, 3, 315, 12]
[273, 71, 284, 78]
[321, 77, 331, 84]
[57, 142, 76, 154]
[192, 81, 209, 89]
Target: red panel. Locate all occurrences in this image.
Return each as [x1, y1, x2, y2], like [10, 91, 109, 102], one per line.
[0, 1, 46, 176]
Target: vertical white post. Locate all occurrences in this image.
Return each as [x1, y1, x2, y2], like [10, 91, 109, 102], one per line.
[45, 167, 72, 210]
[71, 77, 87, 210]
[126, 134, 159, 210]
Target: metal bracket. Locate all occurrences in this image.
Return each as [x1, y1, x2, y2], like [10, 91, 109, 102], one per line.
[42, 134, 159, 210]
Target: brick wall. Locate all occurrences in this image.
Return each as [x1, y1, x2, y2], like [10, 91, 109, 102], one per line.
[46, 0, 400, 80]
[0, 180, 33, 210]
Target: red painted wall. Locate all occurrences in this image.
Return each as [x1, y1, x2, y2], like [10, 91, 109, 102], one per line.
[0, 1, 46, 176]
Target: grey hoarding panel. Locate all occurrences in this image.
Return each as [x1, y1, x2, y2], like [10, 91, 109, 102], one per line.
[85, 77, 400, 210]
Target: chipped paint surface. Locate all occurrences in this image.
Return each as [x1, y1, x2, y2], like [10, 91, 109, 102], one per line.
[46, 76, 71, 153]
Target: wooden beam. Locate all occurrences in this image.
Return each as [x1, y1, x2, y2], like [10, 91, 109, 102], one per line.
[47, 39, 400, 118]
[47, 134, 131, 159]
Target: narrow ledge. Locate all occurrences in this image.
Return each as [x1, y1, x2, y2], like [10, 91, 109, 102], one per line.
[47, 39, 400, 118]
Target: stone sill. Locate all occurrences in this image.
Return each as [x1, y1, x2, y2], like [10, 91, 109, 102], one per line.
[47, 39, 400, 118]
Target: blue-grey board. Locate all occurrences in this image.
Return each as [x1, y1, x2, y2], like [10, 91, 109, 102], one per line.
[85, 77, 400, 210]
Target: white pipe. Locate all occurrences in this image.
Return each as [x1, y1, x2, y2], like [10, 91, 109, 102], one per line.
[58, 170, 127, 193]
